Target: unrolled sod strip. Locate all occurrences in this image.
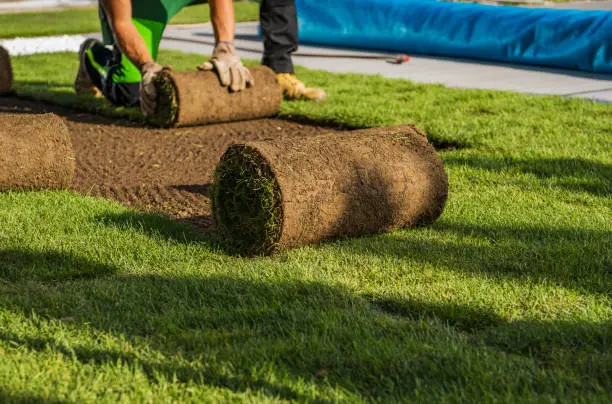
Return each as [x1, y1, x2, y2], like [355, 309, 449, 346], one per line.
[212, 125, 449, 255]
[0, 113, 75, 191]
[0, 46, 12, 95]
[149, 66, 282, 127]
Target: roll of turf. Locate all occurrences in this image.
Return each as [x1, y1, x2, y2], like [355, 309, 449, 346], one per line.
[149, 66, 282, 128]
[212, 125, 448, 255]
[0, 46, 12, 95]
[0, 113, 75, 191]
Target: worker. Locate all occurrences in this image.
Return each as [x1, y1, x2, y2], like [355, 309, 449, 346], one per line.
[74, 0, 253, 116]
[74, 0, 325, 117]
[260, 0, 325, 101]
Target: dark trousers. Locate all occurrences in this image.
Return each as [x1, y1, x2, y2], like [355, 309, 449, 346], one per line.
[260, 0, 298, 74]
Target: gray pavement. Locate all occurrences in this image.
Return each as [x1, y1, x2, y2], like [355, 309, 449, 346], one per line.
[158, 22, 612, 103]
[544, 0, 612, 9]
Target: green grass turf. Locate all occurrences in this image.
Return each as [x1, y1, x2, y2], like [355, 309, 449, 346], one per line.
[0, 2, 259, 39]
[1, 50, 611, 401]
[212, 145, 284, 256]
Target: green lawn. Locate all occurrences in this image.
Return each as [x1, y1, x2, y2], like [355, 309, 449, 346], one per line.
[1, 50, 611, 402]
[0, 2, 259, 39]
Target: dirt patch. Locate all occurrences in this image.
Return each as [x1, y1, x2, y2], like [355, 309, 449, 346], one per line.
[213, 126, 448, 255]
[150, 66, 282, 127]
[0, 46, 12, 94]
[0, 96, 335, 232]
[0, 112, 75, 191]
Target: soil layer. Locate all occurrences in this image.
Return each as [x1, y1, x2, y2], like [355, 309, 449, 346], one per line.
[151, 66, 282, 127]
[213, 126, 448, 255]
[0, 46, 12, 95]
[0, 97, 334, 231]
[0, 112, 75, 191]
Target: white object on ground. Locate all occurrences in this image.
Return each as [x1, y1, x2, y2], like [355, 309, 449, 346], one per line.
[0, 35, 88, 55]
[0, 0, 95, 11]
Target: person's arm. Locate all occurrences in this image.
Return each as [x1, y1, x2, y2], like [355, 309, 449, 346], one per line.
[199, 0, 253, 91]
[99, 0, 153, 70]
[210, 0, 235, 44]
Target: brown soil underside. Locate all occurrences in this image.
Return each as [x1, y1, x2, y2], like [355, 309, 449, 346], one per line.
[0, 96, 336, 232]
[0, 112, 74, 192]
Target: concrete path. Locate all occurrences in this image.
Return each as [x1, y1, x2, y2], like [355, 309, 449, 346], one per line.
[544, 0, 612, 9]
[159, 22, 612, 103]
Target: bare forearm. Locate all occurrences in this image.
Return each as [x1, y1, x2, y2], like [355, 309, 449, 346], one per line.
[210, 0, 235, 43]
[112, 21, 153, 69]
[100, 0, 153, 70]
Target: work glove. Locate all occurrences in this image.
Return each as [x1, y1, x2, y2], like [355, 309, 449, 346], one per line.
[139, 61, 164, 117]
[197, 42, 254, 92]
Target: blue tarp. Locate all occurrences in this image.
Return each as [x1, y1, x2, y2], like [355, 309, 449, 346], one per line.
[295, 0, 612, 73]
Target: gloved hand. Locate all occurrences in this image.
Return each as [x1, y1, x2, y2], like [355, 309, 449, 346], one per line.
[197, 42, 254, 92]
[139, 61, 164, 117]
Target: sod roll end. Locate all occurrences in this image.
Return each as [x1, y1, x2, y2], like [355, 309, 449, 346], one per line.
[0, 46, 12, 95]
[0, 113, 75, 191]
[212, 125, 449, 255]
[149, 66, 282, 128]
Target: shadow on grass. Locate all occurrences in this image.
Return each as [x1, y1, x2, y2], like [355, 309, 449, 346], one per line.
[339, 221, 611, 296]
[366, 293, 505, 331]
[1, 258, 608, 400]
[95, 210, 216, 245]
[364, 294, 611, 387]
[0, 249, 116, 282]
[0, 389, 61, 404]
[446, 155, 612, 197]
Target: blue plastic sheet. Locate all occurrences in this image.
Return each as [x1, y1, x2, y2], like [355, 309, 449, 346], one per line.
[295, 0, 612, 73]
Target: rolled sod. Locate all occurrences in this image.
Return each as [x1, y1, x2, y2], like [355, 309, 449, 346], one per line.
[0, 113, 75, 191]
[212, 125, 449, 255]
[0, 46, 12, 95]
[149, 66, 282, 128]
